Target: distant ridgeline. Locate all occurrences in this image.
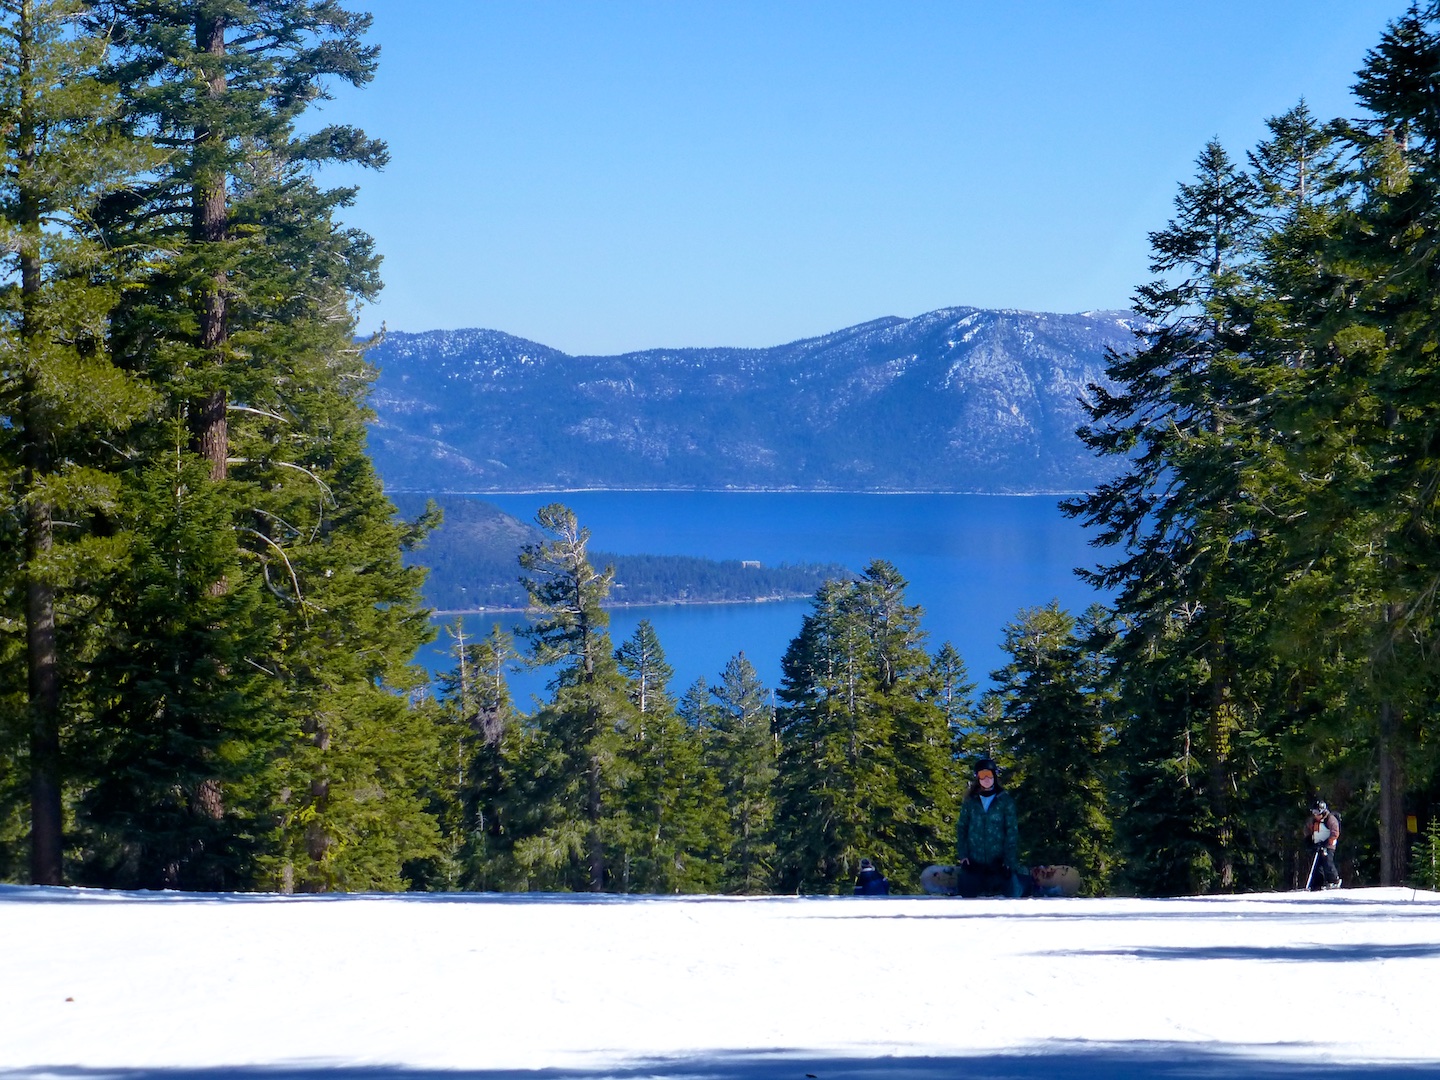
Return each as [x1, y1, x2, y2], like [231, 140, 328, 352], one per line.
[365, 307, 1139, 494]
[393, 495, 852, 611]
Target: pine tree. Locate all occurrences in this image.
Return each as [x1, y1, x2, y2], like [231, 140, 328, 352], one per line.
[928, 641, 976, 742]
[615, 619, 673, 720]
[616, 698, 720, 894]
[75, 458, 285, 888]
[0, 0, 156, 883]
[88, 0, 385, 482]
[612, 621, 720, 893]
[1228, 8, 1440, 885]
[431, 621, 521, 890]
[1311, 5, 1440, 883]
[986, 602, 1114, 891]
[66, 0, 438, 890]
[772, 563, 956, 893]
[695, 653, 777, 893]
[514, 504, 637, 891]
[852, 562, 961, 887]
[1064, 139, 1278, 892]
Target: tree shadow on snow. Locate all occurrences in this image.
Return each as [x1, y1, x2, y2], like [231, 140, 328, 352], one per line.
[7, 1043, 1440, 1080]
[1052, 942, 1440, 961]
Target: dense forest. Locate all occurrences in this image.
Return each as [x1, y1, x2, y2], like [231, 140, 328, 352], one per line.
[4, 3, 1440, 896]
[391, 494, 852, 611]
[0, 0, 436, 891]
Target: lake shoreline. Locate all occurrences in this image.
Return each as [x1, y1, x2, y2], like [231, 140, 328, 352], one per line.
[415, 490, 1105, 697]
[431, 593, 815, 617]
[391, 487, 1087, 499]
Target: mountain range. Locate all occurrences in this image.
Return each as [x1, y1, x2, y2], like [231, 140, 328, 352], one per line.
[365, 306, 1140, 494]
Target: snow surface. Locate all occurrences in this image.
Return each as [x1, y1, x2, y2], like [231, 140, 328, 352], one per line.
[4, 885, 1440, 1079]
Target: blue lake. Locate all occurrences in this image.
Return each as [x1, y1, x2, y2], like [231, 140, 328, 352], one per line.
[423, 491, 1108, 709]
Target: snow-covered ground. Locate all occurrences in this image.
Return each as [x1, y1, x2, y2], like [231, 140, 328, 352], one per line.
[4, 885, 1439, 1079]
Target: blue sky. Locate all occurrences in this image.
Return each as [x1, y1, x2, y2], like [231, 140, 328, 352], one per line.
[323, 1, 1411, 355]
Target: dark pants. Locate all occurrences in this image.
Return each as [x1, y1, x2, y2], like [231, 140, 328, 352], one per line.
[956, 861, 1022, 898]
[1306, 846, 1339, 889]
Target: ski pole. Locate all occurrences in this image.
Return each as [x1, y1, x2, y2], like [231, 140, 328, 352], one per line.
[1305, 849, 1319, 891]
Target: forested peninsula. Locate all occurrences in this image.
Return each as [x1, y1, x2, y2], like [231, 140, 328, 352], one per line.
[392, 495, 851, 610]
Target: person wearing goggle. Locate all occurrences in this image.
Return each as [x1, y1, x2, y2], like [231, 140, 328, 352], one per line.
[954, 757, 1022, 897]
[1304, 798, 1341, 891]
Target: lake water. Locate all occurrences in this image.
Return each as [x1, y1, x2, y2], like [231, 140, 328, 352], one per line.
[423, 491, 1108, 709]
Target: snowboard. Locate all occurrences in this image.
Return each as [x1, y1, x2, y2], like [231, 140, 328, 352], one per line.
[920, 863, 959, 895]
[1029, 864, 1082, 897]
[920, 863, 1082, 897]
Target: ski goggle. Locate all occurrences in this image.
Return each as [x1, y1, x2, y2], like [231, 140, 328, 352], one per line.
[977, 769, 995, 782]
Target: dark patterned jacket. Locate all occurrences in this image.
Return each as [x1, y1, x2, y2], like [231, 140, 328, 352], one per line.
[955, 788, 1019, 869]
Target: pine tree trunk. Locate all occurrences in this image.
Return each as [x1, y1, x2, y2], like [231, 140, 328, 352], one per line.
[1378, 700, 1406, 885]
[185, 11, 231, 841]
[193, 10, 228, 481]
[24, 481, 62, 885]
[17, 0, 63, 886]
[588, 753, 604, 891]
[304, 722, 332, 888]
[1208, 644, 1233, 891]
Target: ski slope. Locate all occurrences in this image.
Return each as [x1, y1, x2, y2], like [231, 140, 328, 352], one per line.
[3, 885, 1439, 1078]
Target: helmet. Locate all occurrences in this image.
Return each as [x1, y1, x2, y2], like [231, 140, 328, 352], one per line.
[859, 857, 874, 870]
[975, 757, 998, 776]
[1310, 798, 1328, 816]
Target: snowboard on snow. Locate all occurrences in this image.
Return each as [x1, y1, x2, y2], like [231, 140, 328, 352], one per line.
[1029, 864, 1083, 897]
[919, 863, 1082, 897]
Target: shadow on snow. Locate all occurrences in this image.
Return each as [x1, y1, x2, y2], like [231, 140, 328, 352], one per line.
[6, 1043, 1440, 1080]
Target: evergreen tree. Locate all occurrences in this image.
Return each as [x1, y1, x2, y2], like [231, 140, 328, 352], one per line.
[426, 620, 520, 890]
[696, 653, 777, 894]
[88, 0, 385, 482]
[986, 602, 1114, 892]
[77, 457, 284, 888]
[773, 578, 889, 892]
[616, 697, 720, 894]
[0, 0, 156, 883]
[66, 0, 437, 890]
[612, 621, 720, 893]
[1064, 139, 1279, 892]
[772, 563, 957, 893]
[928, 641, 976, 745]
[514, 503, 636, 890]
[852, 562, 961, 885]
[1279, 4, 1440, 883]
[615, 619, 673, 720]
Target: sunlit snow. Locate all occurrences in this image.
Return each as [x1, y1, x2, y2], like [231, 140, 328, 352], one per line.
[3, 885, 1438, 1079]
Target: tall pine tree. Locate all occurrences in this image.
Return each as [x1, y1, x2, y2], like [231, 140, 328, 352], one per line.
[0, 0, 156, 883]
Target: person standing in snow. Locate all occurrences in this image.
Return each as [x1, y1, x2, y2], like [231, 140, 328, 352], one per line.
[1303, 798, 1342, 891]
[853, 857, 890, 895]
[954, 757, 1022, 897]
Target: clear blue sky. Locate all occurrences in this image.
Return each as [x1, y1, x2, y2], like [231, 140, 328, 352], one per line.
[320, 1, 1411, 355]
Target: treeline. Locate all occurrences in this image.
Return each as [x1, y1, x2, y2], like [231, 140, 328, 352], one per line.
[603, 553, 851, 607]
[421, 6, 1440, 895]
[396, 492, 851, 610]
[420, 500, 1432, 896]
[6, 3, 1440, 897]
[418, 504, 978, 895]
[1059, 6, 1440, 893]
[0, 2, 439, 891]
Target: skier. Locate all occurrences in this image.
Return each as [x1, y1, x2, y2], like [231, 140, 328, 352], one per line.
[954, 757, 1023, 898]
[1303, 797, 1342, 891]
[853, 857, 890, 896]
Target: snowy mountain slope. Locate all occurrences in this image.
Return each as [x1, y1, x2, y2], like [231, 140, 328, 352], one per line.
[4, 885, 1438, 1079]
[364, 308, 1138, 493]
